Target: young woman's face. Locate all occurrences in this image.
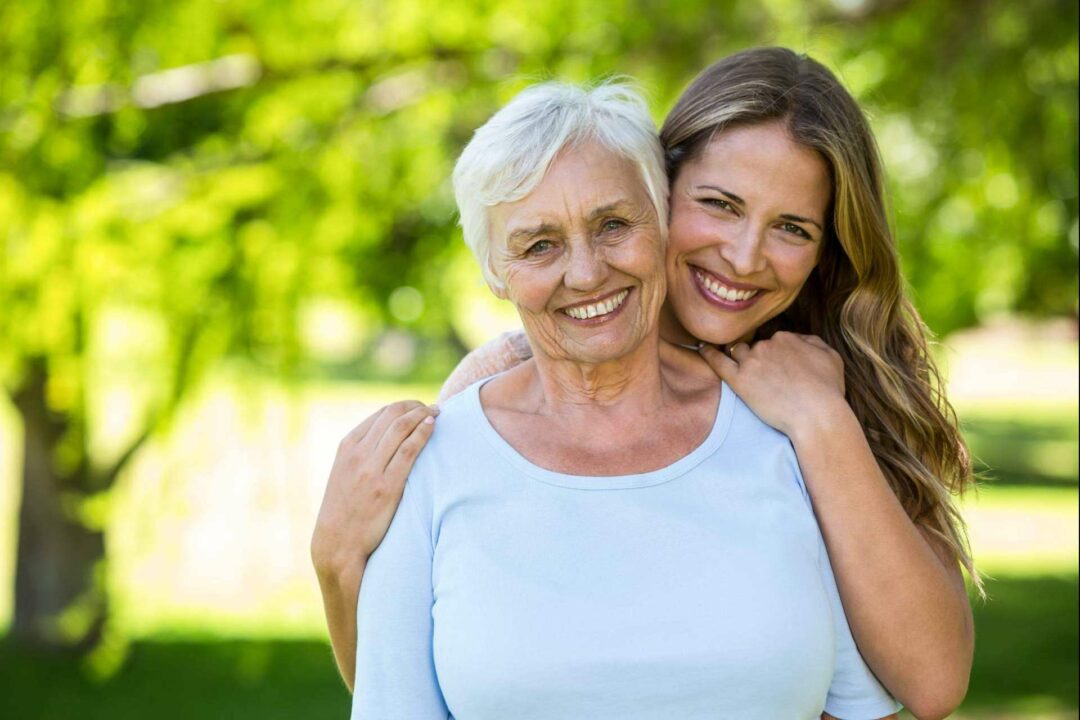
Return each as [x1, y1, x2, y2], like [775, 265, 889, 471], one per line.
[664, 121, 833, 345]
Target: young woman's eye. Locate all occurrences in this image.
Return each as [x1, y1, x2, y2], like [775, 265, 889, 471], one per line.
[703, 198, 733, 212]
[781, 222, 811, 239]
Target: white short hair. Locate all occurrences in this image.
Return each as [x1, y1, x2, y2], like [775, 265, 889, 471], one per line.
[452, 80, 669, 289]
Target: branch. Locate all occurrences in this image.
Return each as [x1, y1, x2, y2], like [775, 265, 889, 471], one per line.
[94, 426, 153, 491]
[54, 47, 482, 119]
[90, 319, 202, 491]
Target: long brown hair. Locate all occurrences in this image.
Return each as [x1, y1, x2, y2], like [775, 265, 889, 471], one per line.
[661, 47, 979, 588]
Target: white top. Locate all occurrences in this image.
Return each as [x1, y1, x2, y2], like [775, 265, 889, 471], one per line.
[352, 377, 900, 719]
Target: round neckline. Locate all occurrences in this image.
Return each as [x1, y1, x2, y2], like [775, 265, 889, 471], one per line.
[467, 375, 735, 490]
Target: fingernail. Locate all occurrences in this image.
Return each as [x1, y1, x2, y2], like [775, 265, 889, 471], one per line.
[423, 415, 435, 424]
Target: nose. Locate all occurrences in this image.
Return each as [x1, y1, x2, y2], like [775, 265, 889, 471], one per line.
[563, 241, 607, 292]
[719, 222, 767, 277]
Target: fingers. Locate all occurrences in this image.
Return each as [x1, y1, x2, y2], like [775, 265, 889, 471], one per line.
[348, 400, 427, 450]
[340, 407, 387, 448]
[370, 404, 438, 474]
[698, 343, 740, 383]
[383, 412, 437, 488]
[797, 334, 832, 352]
[727, 341, 752, 362]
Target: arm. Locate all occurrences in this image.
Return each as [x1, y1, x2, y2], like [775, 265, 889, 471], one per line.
[312, 401, 437, 690]
[806, 451, 902, 720]
[797, 407, 970, 719]
[313, 331, 531, 690]
[703, 334, 973, 720]
[352, 466, 449, 718]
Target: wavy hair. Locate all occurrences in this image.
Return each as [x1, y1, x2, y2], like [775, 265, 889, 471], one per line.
[661, 47, 980, 590]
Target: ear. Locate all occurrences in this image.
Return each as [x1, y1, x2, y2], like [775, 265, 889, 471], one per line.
[488, 280, 508, 300]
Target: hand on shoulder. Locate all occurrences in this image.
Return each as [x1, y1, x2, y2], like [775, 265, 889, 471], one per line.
[698, 331, 850, 437]
[311, 400, 438, 580]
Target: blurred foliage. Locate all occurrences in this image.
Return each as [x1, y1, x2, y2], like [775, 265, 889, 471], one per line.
[0, 0, 1076, 649]
[0, 0, 1076, 388]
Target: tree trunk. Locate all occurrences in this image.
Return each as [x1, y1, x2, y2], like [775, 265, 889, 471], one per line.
[11, 361, 106, 651]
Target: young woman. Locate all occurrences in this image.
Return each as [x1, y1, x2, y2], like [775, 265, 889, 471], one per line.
[313, 47, 977, 719]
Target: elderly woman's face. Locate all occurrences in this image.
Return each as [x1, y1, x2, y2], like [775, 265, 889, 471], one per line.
[665, 121, 831, 345]
[488, 142, 666, 365]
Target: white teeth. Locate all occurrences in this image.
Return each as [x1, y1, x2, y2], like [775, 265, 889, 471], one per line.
[564, 289, 629, 320]
[695, 270, 759, 303]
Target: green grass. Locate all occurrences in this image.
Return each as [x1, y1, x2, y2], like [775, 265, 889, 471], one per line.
[962, 575, 1079, 715]
[0, 637, 350, 719]
[961, 403, 1079, 487]
[2, 575, 1076, 719]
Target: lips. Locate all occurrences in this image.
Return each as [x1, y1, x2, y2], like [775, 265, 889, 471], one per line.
[691, 266, 764, 308]
[560, 288, 632, 322]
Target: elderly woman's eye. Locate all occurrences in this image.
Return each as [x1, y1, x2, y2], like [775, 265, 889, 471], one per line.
[527, 239, 555, 255]
[601, 218, 627, 233]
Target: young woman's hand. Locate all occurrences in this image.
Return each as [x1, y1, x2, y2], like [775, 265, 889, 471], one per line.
[699, 331, 848, 439]
[311, 400, 438, 580]
[311, 400, 438, 689]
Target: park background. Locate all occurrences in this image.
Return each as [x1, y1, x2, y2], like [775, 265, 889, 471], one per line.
[0, 0, 1077, 717]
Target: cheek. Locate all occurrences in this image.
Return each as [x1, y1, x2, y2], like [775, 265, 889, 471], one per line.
[667, 211, 706, 256]
[504, 266, 559, 314]
[603, 230, 663, 276]
[771, 244, 820, 291]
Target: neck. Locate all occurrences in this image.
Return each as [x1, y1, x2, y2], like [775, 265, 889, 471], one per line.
[658, 300, 698, 346]
[527, 332, 666, 414]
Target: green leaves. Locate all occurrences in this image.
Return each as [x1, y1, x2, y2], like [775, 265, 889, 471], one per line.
[0, 0, 1075, 396]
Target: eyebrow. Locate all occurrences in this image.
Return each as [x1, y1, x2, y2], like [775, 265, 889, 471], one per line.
[587, 199, 635, 220]
[505, 199, 638, 243]
[506, 222, 560, 244]
[696, 184, 824, 232]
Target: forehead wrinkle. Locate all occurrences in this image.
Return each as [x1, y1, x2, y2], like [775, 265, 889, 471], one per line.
[504, 195, 643, 243]
[587, 198, 639, 220]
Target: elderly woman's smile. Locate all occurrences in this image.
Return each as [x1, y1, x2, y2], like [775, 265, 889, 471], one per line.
[488, 141, 667, 365]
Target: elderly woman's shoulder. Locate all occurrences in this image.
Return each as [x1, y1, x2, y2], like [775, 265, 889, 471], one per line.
[405, 381, 496, 501]
[422, 380, 488, 455]
[724, 386, 793, 447]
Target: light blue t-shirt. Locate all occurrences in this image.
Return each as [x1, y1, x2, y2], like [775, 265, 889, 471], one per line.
[352, 378, 900, 719]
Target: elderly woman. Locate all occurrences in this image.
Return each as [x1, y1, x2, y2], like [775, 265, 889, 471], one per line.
[316, 49, 976, 719]
[345, 81, 899, 719]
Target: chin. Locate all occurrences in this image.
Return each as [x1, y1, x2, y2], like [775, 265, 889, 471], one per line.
[571, 340, 639, 364]
[681, 311, 762, 346]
